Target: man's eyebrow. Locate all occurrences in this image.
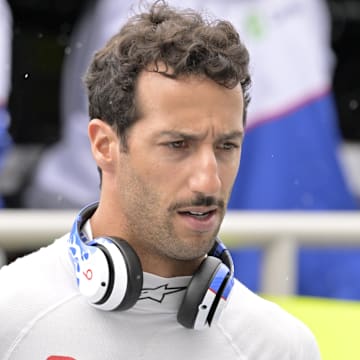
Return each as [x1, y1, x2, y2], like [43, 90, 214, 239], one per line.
[217, 131, 244, 142]
[157, 130, 244, 141]
[157, 130, 205, 141]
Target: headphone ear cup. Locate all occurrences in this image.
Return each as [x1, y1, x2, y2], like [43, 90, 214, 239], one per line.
[91, 237, 143, 311]
[74, 241, 112, 305]
[177, 256, 229, 329]
[110, 237, 143, 310]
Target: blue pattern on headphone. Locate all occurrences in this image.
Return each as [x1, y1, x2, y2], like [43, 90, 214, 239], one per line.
[68, 203, 100, 286]
[210, 240, 227, 258]
[209, 265, 229, 294]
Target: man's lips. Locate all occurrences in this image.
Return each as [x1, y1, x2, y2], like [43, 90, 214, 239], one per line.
[176, 207, 219, 232]
[176, 206, 218, 218]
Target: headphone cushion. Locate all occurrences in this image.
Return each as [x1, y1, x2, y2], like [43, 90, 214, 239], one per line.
[177, 256, 228, 329]
[109, 237, 143, 310]
[91, 237, 143, 311]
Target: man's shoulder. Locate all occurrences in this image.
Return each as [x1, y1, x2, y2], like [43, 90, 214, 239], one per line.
[0, 233, 70, 281]
[0, 234, 81, 356]
[217, 279, 320, 359]
[0, 233, 77, 305]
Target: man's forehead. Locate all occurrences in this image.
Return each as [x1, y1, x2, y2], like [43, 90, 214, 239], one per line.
[136, 69, 244, 106]
[133, 68, 245, 132]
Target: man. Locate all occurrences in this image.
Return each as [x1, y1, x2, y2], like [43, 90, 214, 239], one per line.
[0, 2, 320, 358]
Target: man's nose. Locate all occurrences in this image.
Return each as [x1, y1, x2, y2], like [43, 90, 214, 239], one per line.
[188, 149, 221, 196]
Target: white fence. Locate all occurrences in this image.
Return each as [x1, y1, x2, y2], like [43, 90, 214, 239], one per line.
[1, 210, 360, 295]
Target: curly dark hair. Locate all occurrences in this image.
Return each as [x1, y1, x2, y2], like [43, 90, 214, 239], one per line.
[84, 0, 251, 147]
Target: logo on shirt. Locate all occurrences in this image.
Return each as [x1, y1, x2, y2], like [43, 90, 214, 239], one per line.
[139, 284, 186, 303]
[47, 356, 76, 360]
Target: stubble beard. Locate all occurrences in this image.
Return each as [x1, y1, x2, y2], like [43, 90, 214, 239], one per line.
[119, 159, 227, 263]
[126, 200, 221, 262]
[123, 184, 222, 263]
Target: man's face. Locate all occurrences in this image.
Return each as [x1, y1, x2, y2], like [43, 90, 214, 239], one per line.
[114, 71, 244, 264]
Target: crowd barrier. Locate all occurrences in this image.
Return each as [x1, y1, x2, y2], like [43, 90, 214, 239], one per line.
[1, 210, 360, 295]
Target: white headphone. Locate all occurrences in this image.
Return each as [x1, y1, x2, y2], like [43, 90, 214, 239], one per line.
[68, 202, 235, 329]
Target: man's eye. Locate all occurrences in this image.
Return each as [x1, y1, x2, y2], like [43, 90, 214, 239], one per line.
[219, 142, 239, 151]
[168, 140, 187, 149]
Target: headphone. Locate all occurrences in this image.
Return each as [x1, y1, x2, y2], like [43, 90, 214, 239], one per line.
[68, 202, 235, 330]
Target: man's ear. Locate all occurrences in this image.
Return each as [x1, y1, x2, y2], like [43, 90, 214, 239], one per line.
[88, 119, 118, 171]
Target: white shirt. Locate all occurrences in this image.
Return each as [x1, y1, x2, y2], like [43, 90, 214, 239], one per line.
[0, 233, 320, 359]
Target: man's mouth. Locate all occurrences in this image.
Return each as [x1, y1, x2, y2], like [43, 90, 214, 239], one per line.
[175, 205, 220, 233]
[178, 209, 216, 219]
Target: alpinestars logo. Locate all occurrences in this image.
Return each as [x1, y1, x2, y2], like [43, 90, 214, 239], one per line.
[139, 284, 186, 303]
